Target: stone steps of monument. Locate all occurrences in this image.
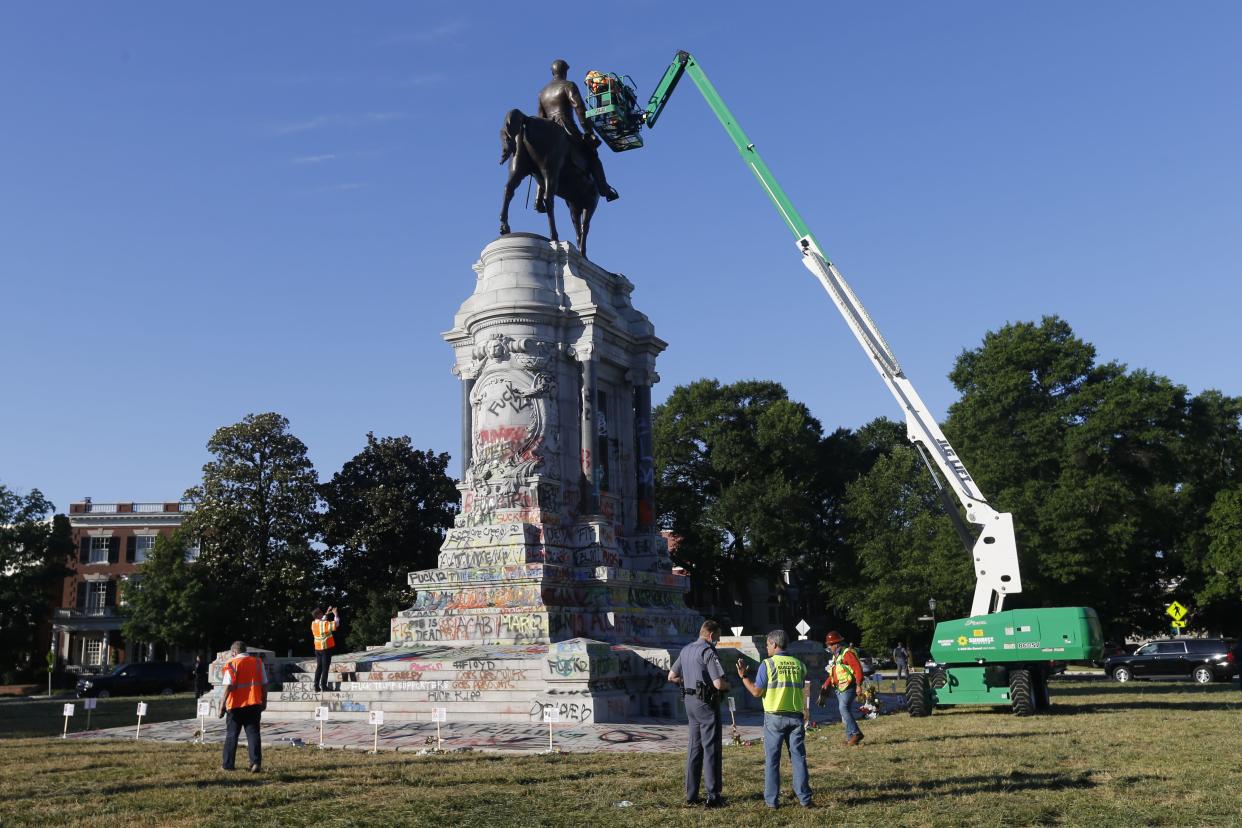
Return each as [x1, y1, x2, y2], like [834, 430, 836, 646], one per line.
[266, 707, 531, 723]
[283, 674, 553, 689]
[277, 687, 543, 704]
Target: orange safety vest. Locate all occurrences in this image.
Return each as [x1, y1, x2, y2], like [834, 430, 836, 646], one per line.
[223, 654, 266, 710]
[312, 618, 336, 650]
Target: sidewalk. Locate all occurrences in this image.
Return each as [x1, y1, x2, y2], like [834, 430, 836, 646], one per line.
[65, 693, 904, 755]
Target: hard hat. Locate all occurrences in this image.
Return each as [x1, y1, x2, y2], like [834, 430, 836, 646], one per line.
[825, 631, 845, 645]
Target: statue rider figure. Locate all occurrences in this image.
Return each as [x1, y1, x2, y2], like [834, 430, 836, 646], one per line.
[538, 58, 620, 202]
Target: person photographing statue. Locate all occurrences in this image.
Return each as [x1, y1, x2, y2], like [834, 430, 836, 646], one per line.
[311, 606, 341, 694]
[668, 620, 730, 808]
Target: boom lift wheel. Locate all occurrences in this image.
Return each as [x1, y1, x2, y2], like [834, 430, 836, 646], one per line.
[905, 673, 933, 717]
[1009, 668, 1036, 716]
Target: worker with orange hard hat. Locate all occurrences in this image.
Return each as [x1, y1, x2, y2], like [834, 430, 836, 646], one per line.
[819, 631, 866, 746]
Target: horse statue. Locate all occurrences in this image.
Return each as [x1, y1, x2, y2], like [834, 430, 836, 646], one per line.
[498, 109, 600, 259]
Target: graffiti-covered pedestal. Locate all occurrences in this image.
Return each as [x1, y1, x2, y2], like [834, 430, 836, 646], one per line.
[269, 235, 703, 724]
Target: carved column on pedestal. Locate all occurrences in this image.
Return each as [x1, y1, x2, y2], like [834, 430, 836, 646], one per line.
[454, 365, 477, 479]
[577, 345, 599, 517]
[633, 378, 656, 530]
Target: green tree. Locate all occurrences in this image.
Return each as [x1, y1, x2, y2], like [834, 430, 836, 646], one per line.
[320, 433, 458, 650]
[653, 379, 831, 625]
[834, 439, 972, 653]
[183, 412, 322, 653]
[944, 316, 1192, 635]
[0, 486, 70, 680]
[1174, 391, 1242, 630]
[1199, 487, 1242, 608]
[121, 530, 208, 654]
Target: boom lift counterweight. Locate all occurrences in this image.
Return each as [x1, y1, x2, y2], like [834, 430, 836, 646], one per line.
[586, 50, 1102, 715]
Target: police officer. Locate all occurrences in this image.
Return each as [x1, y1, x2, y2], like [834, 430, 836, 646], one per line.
[668, 620, 730, 807]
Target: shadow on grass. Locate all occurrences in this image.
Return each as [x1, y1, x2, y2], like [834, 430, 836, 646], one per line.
[1051, 683, 1237, 698]
[884, 730, 1072, 745]
[841, 771, 1096, 805]
[1052, 700, 1241, 713]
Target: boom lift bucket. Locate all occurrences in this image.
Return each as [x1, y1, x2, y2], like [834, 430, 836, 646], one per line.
[584, 71, 646, 152]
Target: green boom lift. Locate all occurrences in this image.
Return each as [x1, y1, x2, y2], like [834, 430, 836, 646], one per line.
[586, 51, 1103, 715]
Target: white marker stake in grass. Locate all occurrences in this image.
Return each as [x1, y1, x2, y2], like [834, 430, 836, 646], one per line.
[83, 697, 96, 730]
[369, 709, 384, 753]
[314, 706, 328, 748]
[543, 705, 561, 751]
[432, 706, 447, 751]
[196, 700, 211, 744]
[62, 703, 74, 739]
[135, 702, 148, 740]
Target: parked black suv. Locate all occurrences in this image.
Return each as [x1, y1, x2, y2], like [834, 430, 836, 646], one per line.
[75, 661, 189, 698]
[1105, 638, 1237, 684]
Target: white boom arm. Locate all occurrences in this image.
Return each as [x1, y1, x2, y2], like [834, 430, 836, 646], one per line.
[796, 235, 1021, 617]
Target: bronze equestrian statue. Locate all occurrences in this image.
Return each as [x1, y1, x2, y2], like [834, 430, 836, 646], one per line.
[538, 59, 619, 204]
[498, 59, 619, 259]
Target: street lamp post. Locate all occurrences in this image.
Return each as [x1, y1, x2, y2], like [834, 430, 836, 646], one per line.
[928, 598, 937, 622]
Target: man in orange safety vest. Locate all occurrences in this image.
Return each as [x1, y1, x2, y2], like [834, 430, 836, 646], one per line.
[220, 641, 267, 772]
[311, 606, 341, 693]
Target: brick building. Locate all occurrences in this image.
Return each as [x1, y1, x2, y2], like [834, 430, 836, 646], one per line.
[52, 498, 196, 670]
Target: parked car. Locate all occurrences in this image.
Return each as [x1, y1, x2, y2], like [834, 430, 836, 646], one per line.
[1105, 638, 1238, 684]
[1091, 641, 1134, 668]
[75, 661, 189, 698]
[854, 648, 877, 677]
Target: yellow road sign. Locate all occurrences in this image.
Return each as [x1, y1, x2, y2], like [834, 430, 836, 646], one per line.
[1171, 619, 1187, 629]
[1166, 601, 1187, 621]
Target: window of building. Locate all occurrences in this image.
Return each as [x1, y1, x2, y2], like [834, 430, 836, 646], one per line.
[89, 536, 110, 564]
[135, 535, 156, 563]
[84, 638, 104, 666]
[86, 582, 109, 615]
[185, 542, 200, 563]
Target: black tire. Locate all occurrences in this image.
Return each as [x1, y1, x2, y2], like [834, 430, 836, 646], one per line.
[1112, 666, 1132, 683]
[1030, 668, 1051, 711]
[905, 673, 932, 717]
[1009, 668, 1036, 716]
[1192, 666, 1213, 685]
[929, 668, 948, 689]
[160, 687, 175, 696]
[97, 689, 111, 699]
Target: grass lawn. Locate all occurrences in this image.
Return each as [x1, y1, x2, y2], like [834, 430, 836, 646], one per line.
[1, 680, 1239, 827]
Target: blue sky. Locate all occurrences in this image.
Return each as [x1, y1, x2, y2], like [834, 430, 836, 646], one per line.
[3, 2, 1239, 512]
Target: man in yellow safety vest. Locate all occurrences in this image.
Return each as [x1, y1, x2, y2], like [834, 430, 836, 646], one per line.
[311, 606, 340, 693]
[819, 630, 866, 746]
[737, 629, 814, 809]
